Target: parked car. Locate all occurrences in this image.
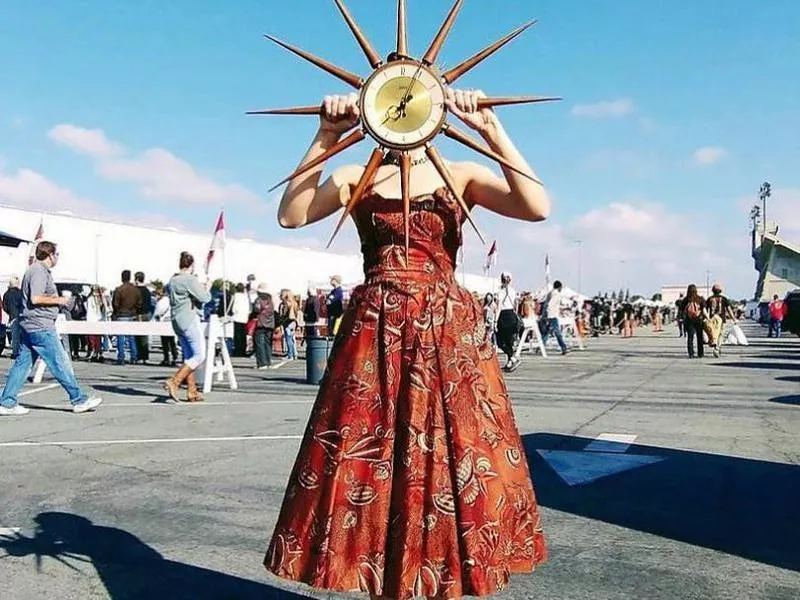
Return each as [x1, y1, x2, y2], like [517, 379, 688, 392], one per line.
[783, 289, 800, 336]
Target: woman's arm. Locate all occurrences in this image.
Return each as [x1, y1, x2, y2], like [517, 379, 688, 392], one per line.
[447, 89, 551, 222]
[278, 94, 364, 229]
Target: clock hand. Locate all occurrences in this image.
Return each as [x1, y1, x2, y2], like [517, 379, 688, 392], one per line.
[398, 63, 425, 116]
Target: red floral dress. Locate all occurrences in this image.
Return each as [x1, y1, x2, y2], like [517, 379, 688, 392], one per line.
[265, 187, 547, 599]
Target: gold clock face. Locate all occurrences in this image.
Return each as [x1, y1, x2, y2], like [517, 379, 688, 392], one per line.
[360, 60, 446, 150]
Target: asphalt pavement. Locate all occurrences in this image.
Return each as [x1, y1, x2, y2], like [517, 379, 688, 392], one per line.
[0, 322, 798, 600]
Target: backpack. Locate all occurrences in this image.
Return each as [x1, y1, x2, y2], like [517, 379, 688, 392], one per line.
[686, 300, 701, 320]
[70, 296, 87, 321]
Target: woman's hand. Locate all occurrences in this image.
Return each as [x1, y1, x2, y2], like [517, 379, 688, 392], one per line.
[446, 88, 497, 135]
[319, 93, 360, 135]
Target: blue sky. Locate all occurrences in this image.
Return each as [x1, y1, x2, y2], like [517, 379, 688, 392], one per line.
[1, 0, 799, 298]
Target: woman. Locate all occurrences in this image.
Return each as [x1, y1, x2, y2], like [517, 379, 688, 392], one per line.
[264, 88, 549, 599]
[163, 252, 211, 402]
[231, 283, 250, 357]
[278, 289, 299, 360]
[86, 285, 107, 363]
[302, 288, 318, 339]
[680, 284, 707, 359]
[153, 284, 178, 367]
[496, 271, 522, 372]
[252, 283, 275, 370]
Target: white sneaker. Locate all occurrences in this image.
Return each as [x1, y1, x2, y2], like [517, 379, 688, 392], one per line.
[73, 396, 103, 414]
[0, 404, 30, 416]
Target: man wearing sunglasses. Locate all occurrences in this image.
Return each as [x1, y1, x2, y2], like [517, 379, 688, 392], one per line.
[0, 241, 102, 416]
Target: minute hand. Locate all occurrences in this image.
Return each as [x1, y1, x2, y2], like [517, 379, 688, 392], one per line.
[398, 63, 425, 115]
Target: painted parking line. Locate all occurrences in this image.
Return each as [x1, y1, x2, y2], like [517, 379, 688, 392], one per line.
[0, 527, 22, 535]
[18, 384, 60, 397]
[0, 434, 304, 448]
[27, 400, 315, 409]
[585, 433, 639, 453]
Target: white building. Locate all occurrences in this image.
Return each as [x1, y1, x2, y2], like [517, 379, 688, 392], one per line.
[752, 231, 800, 303]
[0, 204, 495, 295]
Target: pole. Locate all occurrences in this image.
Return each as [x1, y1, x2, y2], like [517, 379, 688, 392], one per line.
[94, 234, 100, 285]
[705, 269, 711, 297]
[575, 240, 583, 293]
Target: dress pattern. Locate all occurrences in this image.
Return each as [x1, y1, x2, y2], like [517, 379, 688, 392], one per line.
[265, 187, 547, 599]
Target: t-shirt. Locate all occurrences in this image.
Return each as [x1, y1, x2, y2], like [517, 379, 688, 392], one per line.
[545, 289, 563, 319]
[168, 272, 211, 334]
[2, 287, 22, 320]
[706, 294, 732, 322]
[497, 286, 516, 311]
[769, 300, 785, 319]
[327, 286, 344, 318]
[19, 261, 59, 333]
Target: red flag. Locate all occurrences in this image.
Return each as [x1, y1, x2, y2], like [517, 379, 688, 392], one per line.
[204, 211, 225, 275]
[484, 240, 498, 271]
[28, 218, 44, 265]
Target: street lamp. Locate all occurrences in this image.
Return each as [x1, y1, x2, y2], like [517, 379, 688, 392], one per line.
[759, 181, 771, 233]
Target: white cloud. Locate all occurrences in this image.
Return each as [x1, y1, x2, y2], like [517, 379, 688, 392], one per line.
[572, 98, 635, 118]
[48, 124, 122, 158]
[692, 146, 727, 166]
[501, 199, 749, 297]
[49, 124, 261, 206]
[0, 166, 96, 213]
[97, 148, 259, 205]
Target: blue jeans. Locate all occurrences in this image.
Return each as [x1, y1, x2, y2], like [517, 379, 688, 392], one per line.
[115, 316, 138, 362]
[177, 319, 206, 370]
[284, 322, 297, 359]
[768, 318, 782, 338]
[1, 328, 88, 407]
[542, 318, 568, 353]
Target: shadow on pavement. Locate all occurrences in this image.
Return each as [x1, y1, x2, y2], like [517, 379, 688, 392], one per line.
[523, 433, 800, 572]
[0, 512, 308, 599]
[93, 384, 160, 398]
[776, 375, 800, 383]
[770, 395, 800, 406]
[711, 361, 800, 371]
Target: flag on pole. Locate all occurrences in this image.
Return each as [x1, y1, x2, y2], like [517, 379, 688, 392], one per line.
[28, 217, 44, 265]
[204, 211, 225, 275]
[484, 240, 498, 272]
[544, 253, 551, 286]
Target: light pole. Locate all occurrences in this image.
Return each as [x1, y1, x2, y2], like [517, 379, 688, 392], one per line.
[705, 269, 711, 297]
[759, 181, 771, 234]
[574, 240, 583, 293]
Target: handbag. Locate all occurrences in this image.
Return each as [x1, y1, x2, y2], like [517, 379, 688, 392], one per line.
[245, 318, 257, 337]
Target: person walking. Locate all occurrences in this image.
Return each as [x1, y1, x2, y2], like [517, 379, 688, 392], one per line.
[325, 275, 344, 337]
[680, 284, 707, 359]
[112, 270, 141, 365]
[768, 294, 785, 338]
[0, 241, 102, 416]
[705, 283, 735, 357]
[496, 272, 522, 371]
[162, 253, 211, 402]
[542, 280, 569, 355]
[252, 283, 276, 370]
[2, 275, 22, 359]
[483, 292, 498, 346]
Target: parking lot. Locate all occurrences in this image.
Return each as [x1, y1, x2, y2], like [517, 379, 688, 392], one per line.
[1, 323, 798, 599]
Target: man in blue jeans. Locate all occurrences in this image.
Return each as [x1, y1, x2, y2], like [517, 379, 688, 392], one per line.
[0, 241, 102, 416]
[541, 280, 569, 356]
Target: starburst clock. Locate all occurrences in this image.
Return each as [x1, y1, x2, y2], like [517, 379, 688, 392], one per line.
[249, 0, 560, 259]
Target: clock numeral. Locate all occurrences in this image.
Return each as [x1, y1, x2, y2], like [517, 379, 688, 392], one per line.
[401, 67, 407, 76]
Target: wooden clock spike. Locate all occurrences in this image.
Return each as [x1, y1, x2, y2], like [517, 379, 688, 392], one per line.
[422, 0, 464, 65]
[247, 106, 321, 115]
[264, 34, 363, 89]
[396, 0, 408, 57]
[332, 0, 382, 68]
[442, 21, 537, 84]
[399, 153, 412, 266]
[478, 95, 562, 108]
[442, 123, 542, 185]
[246, 96, 562, 117]
[425, 144, 486, 245]
[327, 147, 385, 248]
[269, 129, 366, 192]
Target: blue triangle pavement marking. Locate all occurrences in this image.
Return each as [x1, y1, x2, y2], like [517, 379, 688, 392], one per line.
[537, 450, 666, 487]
